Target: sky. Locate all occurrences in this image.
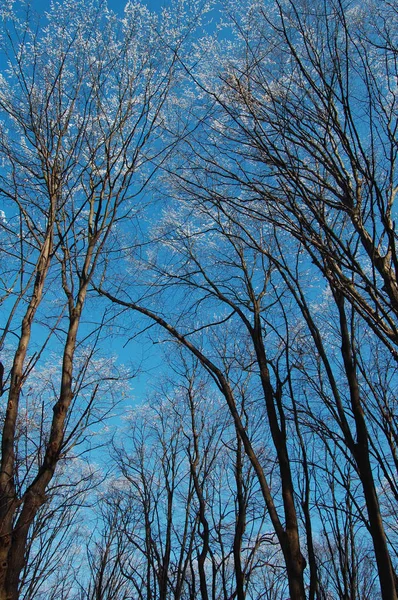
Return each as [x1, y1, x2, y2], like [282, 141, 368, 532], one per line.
[30, 0, 173, 16]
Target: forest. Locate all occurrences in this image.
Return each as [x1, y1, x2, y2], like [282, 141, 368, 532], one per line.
[0, 0, 397, 598]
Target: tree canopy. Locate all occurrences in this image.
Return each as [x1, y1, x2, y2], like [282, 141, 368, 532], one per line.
[0, 0, 397, 598]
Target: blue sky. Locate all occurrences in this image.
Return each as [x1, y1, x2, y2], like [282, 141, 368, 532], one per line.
[30, 0, 173, 15]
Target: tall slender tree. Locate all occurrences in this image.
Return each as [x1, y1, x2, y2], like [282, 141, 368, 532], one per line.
[0, 1, 192, 596]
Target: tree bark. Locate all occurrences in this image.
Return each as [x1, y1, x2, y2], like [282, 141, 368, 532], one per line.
[336, 291, 398, 600]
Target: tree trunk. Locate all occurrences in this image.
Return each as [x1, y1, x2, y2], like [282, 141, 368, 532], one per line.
[233, 436, 246, 600]
[336, 291, 398, 600]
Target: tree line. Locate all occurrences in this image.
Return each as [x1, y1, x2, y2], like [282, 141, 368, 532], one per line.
[0, 0, 397, 598]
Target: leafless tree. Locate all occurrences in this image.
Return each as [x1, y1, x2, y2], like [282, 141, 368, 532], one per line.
[79, 356, 274, 600]
[99, 226, 311, 598]
[0, 0, 191, 596]
[2, 1, 397, 598]
[97, 3, 398, 598]
[133, 0, 397, 597]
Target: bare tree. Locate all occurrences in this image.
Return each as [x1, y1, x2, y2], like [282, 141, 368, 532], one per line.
[121, 0, 397, 597]
[1, 1, 397, 598]
[0, 0, 191, 596]
[97, 3, 398, 596]
[99, 224, 311, 598]
[80, 355, 274, 600]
